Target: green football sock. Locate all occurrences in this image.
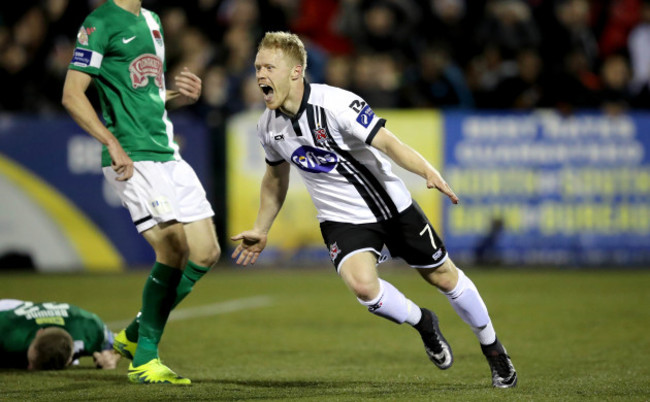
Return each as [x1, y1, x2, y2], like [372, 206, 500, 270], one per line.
[172, 260, 210, 309]
[133, 262, 182, 367]
[123, 260, 210, 344]
[124, 313, 140, 343]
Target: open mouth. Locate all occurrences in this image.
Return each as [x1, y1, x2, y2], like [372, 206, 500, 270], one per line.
[260, 84, 274, 102]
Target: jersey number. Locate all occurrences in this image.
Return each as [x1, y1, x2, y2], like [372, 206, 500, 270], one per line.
[349, 100, 366, 113]
[13, 302, 70, 317]
[420, 224, 437, 249]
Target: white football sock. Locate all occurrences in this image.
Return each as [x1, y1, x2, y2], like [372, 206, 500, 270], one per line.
[444, 269, 496, 345]
[358, 279, 422, 325]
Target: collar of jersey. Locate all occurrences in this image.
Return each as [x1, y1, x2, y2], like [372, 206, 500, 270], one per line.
[108, 0, 142, 19]
[275, 79, 311, 122]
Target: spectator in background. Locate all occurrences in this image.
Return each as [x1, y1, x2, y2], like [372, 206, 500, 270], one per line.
[492, 47, 545, 109]
[465, 43, 518, 108]
[0, 6, 48, 112]
[349, 52, 403, 108]
[403, 43, 475, 109]
[597, 0, 641, 59]
[323, 54, 353, 89]
[290, 0, 354, 56]
[241, 73, 267, 111]
[475, 0, 541, 61]
[158, 6, 189, 69]
[414, 0, 481, 67]
[474, 217, 505, 267]
[598, 53, 633, 115]
[37, 0, 93, 113]
[544, 48, 600, 114]
[541, 0, 599, 79]
[337, 0, 421, 61]
[197, 64, 231, 127]
[165, 27, 215, 114]
[1, 0, 650, 113]
[628, 0, 650, 105]
[257, 0, 293, 34]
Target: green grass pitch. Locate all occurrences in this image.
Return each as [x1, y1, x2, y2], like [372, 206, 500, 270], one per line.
[1, 265, 649, 401]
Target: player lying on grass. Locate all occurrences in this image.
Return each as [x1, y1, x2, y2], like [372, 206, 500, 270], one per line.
[0, 299, 120, 370]
[231, 31, 517, 388]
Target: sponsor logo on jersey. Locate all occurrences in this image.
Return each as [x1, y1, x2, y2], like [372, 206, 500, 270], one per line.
[329, 242, 341, 262]
[71, 48, 93, 67]
[274, 134, 285, 141]
[356, 105, 375, 128]
[36, 317, 66, 325]
[152, 29, 163, 46]
[150, 196, 172, 216]
[291, 146, 338, 173]
[129, 54, 163, 89]
[432, 249, 443, 260]
[313, 128, 329, 145]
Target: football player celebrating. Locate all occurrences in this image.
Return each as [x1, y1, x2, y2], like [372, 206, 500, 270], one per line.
[231, 31, 517, 388]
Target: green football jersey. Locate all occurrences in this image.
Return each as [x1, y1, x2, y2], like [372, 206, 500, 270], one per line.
[69, 0, 179, 167]
[0, 301, 110, 368]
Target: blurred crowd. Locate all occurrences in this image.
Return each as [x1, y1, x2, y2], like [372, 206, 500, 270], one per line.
[1, 0, 650, 121]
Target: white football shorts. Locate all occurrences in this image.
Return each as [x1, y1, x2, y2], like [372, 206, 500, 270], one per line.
[103, 160, 214, 233]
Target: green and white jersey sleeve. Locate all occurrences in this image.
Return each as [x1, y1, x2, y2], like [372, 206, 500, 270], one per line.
[69, 0, 180, 167]
[0, 301, 110, 369]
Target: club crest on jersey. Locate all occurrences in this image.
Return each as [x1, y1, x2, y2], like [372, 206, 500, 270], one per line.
[129, 54, 163, 89]
[152, 30, 163, 46]
[313, 128, 329, 146]
[329, 242, 341, 262]
[77, 26, 94, 46]
[356, 105, 375, 128]
[291, 146, 338, 173]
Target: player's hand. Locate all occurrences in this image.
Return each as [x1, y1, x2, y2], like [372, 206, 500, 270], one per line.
[107, 141, 134, 181]
[174, 67, 201, 105]
[93, 350, 121, 369]
[231, 230, 268, 266]
[427, 169, 459, 204]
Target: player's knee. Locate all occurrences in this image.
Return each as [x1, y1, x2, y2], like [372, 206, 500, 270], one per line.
[422, 259, 458, 292]
[348, 277, 381, 301]
[195, 242, 221, 268]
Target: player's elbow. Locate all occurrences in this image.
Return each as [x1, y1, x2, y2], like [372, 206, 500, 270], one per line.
[61, 90, 74, 112]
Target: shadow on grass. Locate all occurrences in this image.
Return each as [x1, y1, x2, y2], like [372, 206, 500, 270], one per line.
[190, 378, 484, 400]
[0, 369, 484, 401]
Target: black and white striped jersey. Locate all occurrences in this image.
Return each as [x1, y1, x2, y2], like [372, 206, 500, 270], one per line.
[257, 81, 412, 224]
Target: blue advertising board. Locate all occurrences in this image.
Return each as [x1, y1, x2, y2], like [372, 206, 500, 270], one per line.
[0, 113, 211, 271]
[443, 111, 650, 266]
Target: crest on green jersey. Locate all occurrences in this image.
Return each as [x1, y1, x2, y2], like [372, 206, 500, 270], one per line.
[129, 54, 163, 89]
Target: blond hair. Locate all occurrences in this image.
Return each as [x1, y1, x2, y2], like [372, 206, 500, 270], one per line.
[258, 31, 308, 76]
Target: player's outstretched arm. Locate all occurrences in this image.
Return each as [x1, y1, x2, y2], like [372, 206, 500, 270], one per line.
[371, 127, 459, 204]
[231, 162, 290, 265]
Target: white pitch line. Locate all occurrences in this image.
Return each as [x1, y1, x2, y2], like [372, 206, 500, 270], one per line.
[106, 295, 273, 330]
